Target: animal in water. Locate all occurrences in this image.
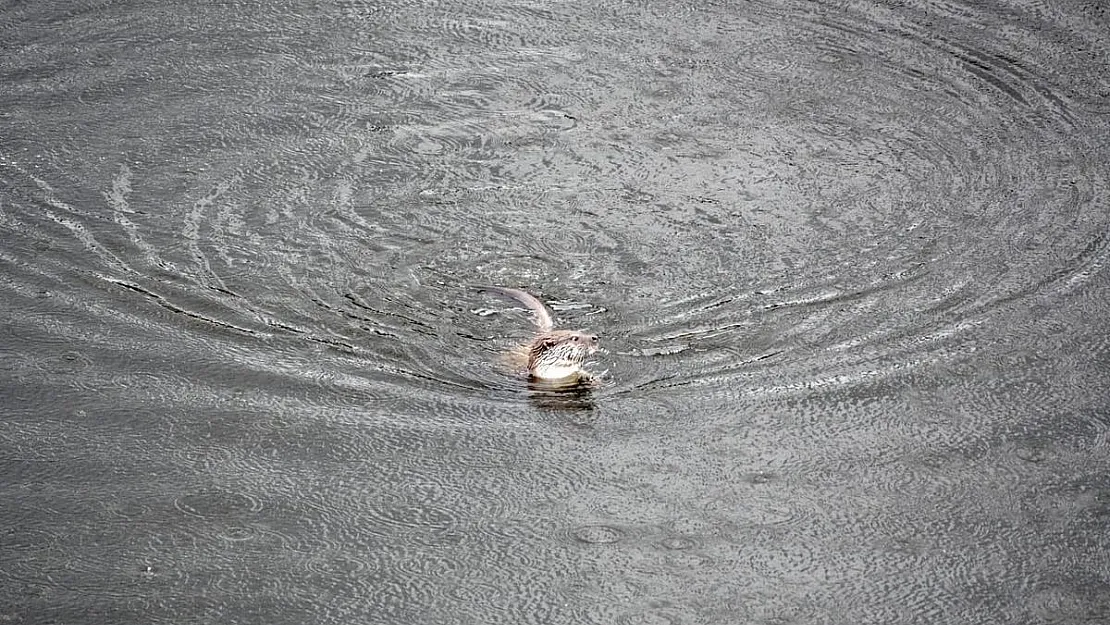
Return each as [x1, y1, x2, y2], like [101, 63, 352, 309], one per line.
[480, 286, 600, 381]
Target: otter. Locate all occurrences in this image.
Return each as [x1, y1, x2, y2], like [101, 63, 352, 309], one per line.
[480, 286, 600, 381]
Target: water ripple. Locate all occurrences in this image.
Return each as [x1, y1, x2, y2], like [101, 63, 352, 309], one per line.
[2, 0, 1109, 622]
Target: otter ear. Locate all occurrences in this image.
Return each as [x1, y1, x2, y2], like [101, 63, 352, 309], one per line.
[530, 335, 555, 356]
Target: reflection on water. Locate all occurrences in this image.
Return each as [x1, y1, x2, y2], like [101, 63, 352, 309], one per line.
[1, 0, 1109, 622]
[527, 380, 598, 414]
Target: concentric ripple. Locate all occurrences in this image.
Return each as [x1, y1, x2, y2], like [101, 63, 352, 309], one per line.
[2, 0, 1108, 623]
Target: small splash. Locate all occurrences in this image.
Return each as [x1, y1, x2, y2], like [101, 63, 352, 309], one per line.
[571, 524, 623, 544]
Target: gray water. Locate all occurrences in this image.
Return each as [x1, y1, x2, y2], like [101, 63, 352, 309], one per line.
[2, 0, 1109, 623]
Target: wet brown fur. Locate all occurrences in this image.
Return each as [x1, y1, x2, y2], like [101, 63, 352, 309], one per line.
[481, 287, 599, 380]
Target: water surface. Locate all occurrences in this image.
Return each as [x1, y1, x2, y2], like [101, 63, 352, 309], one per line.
[1, 0, 1109, 623]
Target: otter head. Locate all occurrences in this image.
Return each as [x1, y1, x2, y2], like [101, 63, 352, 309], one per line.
[527, 330, 599, 380]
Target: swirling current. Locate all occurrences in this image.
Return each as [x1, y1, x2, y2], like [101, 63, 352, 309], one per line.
[1, 0, 1108, 623]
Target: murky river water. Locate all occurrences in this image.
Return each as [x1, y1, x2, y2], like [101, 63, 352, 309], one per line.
[2, 0, 1109, 623]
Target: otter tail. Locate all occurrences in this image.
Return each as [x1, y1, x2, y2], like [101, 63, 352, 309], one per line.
[479, 286, 555, 331]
